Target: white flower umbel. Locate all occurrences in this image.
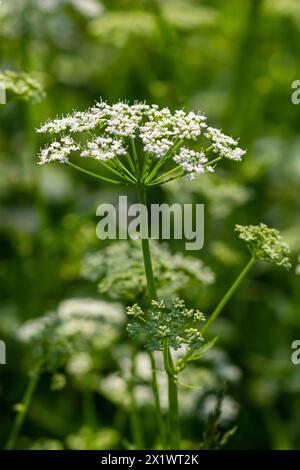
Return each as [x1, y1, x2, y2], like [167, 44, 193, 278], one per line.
[173, 147, 213, 180]
[38, 136, 80, 165]
[37, 100, 245, 185]
[205, 127, 246, 161]
[80, 136, 127, 161]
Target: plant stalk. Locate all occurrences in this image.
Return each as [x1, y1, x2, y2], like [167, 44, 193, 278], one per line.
[6, 364, 42, 450]
[202, 256, 256, 335]
[163, 340, 180, 449]
[128, 346, 145, 449]
[137, 185, 180, 449]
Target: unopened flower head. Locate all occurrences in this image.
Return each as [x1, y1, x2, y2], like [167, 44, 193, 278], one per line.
[127, 298, 206, 351]
[37, 100, 245, 183]
[235, 223, 291, 269]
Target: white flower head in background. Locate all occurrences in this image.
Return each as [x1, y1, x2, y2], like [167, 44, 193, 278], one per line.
[16, 298, 124, 371]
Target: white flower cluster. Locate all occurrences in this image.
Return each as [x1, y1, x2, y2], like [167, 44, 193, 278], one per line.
[80, 136, 127, 161]
[104, 102, 149, 138]
[205, 127, 246, 161]
[17, 313, 56, 343]
[173, 147, 213, 180]
[57, 298, 124, 325]
[16, 298, 125, 370]
[37, 112, 98, 134]
[38, 136, 80, 165]
[56, 298, 124, 338]
[17, 298, 124, 344]
[140, 107, 207, 158]
[37, 101, 246, 176]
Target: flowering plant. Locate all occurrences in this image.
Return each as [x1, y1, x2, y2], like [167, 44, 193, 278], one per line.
[6, 100, 291, 451]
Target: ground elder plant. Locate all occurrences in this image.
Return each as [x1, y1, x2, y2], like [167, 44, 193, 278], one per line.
[32, 100, 291, 449]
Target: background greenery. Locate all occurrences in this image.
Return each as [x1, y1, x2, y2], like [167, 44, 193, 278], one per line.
[0, 0, 300, 450]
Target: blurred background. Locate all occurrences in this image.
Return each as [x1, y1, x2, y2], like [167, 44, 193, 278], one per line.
[0, 0, 300, 450]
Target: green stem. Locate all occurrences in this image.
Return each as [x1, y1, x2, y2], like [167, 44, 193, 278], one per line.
[142, 152, 153, 182]
[128, 346, 145, 449]
[137, 186, 157, 300]
[103, 159, 136, 184]
[96, 158, 131, 182]
[114, 157, 138, 183]
[67, 162, 123, 185]
[137, 186, 167, 445]
[137, 185, 180, 449]
[163, 340, 180, 449]
[148, 351, 166, 447]
[149, 172, 184, 186]
[6, 365, 42, 450]
[131, 139, 141, 179]
[204, 156, 222, 167]
[202, 256, 256, 336]
[144, 140, 183, 184]
[125, 152, 136, 175]
[150, 165, 182, 184]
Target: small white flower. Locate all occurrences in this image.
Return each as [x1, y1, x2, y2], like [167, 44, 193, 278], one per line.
[205, 127, 246, 161]
[173, 147, 211, 179]
[140, 106, 207, 157]
[80, 136, 127, 161]
[38, 136, 80, 165]
[105, 102, 147, 138]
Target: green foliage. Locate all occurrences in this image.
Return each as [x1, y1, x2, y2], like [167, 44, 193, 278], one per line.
[200, 388, 237, 450]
